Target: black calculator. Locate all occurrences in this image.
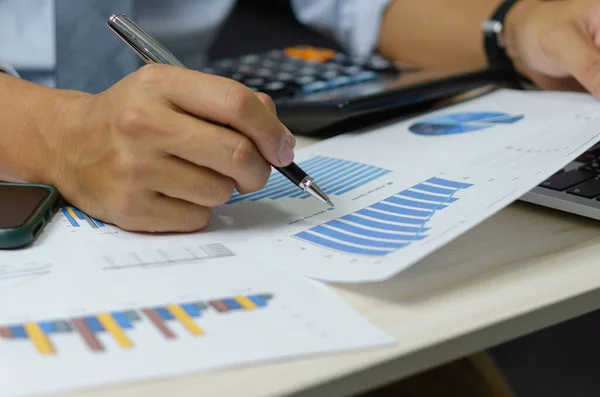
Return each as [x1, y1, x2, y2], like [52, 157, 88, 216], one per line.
[201, 45, 503, 134]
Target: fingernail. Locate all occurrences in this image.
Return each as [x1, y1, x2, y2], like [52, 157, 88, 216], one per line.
[278, 136, 295, 165]
[284, 126, 297, 149]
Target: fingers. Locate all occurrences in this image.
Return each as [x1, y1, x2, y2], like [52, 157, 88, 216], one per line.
[151, 156, 237, 207]
[143, 108, 271, 194]
[541, 23, 600, 96]
[137, 65, 295, 167]
[116, 193, 213, 233]
[255, 92, 297, 149]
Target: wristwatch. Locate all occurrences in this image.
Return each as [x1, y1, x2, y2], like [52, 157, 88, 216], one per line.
[482, 0, 521, 80]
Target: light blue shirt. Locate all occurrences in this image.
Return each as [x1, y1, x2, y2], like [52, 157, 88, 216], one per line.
[0, 0, 392, 86]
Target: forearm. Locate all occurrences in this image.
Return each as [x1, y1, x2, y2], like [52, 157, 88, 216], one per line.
[0, 73, 87, 183]
[378, 0, 503, 68]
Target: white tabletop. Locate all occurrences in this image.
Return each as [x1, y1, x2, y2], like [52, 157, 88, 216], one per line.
[55, 133, 600, 397]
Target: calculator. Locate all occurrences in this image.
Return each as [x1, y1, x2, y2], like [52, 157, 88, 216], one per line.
[201, 45, 504, 134]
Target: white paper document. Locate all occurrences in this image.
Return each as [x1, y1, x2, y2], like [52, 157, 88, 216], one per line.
[0, 258, 392, 397]
[4, 89, 600, 285]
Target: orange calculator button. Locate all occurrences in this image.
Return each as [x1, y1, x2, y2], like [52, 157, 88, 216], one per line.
[284, 46, 336, 63]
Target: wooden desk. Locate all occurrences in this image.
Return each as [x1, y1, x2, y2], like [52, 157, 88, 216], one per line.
[59, 134, 600, 397]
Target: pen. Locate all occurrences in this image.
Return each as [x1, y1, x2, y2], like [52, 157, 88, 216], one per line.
[107, 14, 333, 207]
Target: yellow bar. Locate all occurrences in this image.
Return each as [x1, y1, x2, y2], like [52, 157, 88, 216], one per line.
[97, 313, 133, 349]
[24, 323, 55, 355]
[66, 207, 78, 220]
[167, 304, 204, 336]
[235, 296, 257, 310]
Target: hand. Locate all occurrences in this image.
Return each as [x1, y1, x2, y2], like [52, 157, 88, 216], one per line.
[504, 0, 600, 95]
[44, 65, 296, 232]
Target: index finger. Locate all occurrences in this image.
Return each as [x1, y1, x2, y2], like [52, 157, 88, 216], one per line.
[142, 65, 295, 167]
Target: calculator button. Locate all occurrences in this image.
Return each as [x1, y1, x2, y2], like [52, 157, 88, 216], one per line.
[240, 54, 261, 64]
[237, 64, 256, 74]
[242, 77, 266, 87]
[266, 50, 285, 59]
[342, 65, 363, 75]
[284, 46, 336, 63]
[214, 59, 235, 69]
[255, 68, 274, 78]
[328, 75, 352, 88]
[275, 72, 295, 82]
[295, 75, 316, 85]
[299, 67, 319, 76]
[352, 70, 378, 82]
[301, 80, 328, 93]
[320, 70, 342, 80]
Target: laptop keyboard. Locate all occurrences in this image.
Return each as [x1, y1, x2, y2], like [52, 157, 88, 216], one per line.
[539, 144, 600, 199]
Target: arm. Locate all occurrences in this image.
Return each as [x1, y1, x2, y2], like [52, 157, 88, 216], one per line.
[378, 0, 501, 69]
[0, 66, 295, 232]
[378, 0, 600, 98]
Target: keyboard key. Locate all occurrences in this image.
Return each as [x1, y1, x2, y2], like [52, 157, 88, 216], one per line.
[540, 170, 596, 191]
[255, 68, 274, 78]
[328, 75, 352, 88]
[263, 81, 293, 99]
[567, 178, 600, 198]
[240, 54, 261, 64]
[320, 70, 342, 80]
[294, 75, 316, 85]
[580, 161, 600, 173]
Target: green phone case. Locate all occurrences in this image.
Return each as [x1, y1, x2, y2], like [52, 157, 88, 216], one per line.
[0, 183, 61, 249]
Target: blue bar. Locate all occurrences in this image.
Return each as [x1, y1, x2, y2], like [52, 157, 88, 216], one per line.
[289, 162, 366, 198]
[72, 208, 86, 220]
[265, 159, 350, 201]
[155, 307, 175, 320]
[111, 312, 133, 329]
[92, 218, 105, 227]
[181, 303, 201, 317]
[248, 295, 268, 307]
[427, 177, 473, 189]
[310, 225, 412, 249]
[327, 220, 426, 241]
[295, 231, 391, 256]
[343, 214, 431, 233]
[39, 321, 57, 333]
[61, 208, 79, 227]
[371, 202, 432, 218]
[229, 157, 339, 203]
[399, 190, 458, 203]
[385, 196, 448, 210]
[10, 326, 27, 338]
[334, 169, 391, 195]
[413, 183, 456, 196]
[358, 209, 427, 225]
[222, 298, 243, 310]
[324, 166, 382, 195]
[84, 316, 105, 333]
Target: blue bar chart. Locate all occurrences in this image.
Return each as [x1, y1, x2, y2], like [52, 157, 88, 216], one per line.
[295, 177, 473, 256]
[61, 207, 105, 228]
[227, 156, 390, 204]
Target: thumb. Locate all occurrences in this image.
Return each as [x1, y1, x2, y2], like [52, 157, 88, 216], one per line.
[543, 23, 600, 97]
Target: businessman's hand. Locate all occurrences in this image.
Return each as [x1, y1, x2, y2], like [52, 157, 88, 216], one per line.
[504, 0, 600, 96]
[48, 65, 295, 232]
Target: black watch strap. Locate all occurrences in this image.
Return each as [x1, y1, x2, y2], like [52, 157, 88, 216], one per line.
[483, 0, 521, 80]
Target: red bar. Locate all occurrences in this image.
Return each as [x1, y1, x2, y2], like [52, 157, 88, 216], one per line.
[209, 300, 230, 312]
[71, 318, 104, 352]
[0, 327, 13, 338]
[142, 308, 176, 339]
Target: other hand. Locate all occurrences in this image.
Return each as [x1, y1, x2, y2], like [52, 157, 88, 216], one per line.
[505, 0, 600, 95]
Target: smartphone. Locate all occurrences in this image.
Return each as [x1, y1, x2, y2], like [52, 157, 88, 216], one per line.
[0, 182, 61, 249]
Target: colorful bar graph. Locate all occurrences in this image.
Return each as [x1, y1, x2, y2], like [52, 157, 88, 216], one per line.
[167, 304, 204, 336]
[0, 293, 273, 355]
[227, 156, 391, 203]
[97, 313, 134, 349]
[24, 323, 55, 355]
[61, 207, 105, 228]
[295, 176, 473, 256]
